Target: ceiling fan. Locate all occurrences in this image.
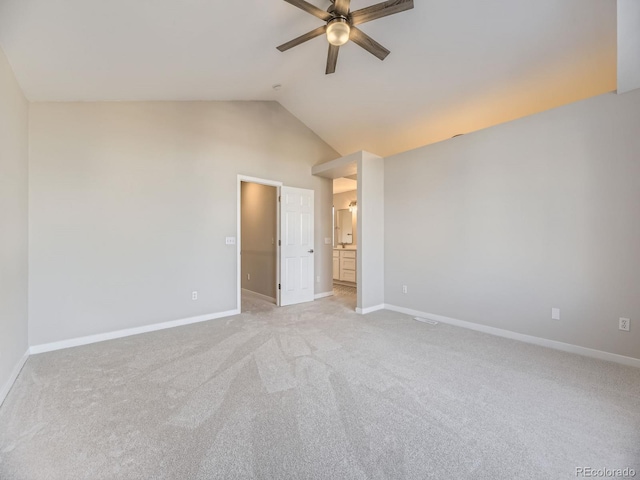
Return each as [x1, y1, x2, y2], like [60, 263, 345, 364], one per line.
[277, 0, 414, 74]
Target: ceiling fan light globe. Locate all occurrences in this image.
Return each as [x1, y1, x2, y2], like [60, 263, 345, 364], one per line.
[326, 19, 350, 46]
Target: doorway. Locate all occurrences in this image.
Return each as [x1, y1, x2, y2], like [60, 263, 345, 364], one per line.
[240, 181, 278, 305]
[237, 176, 282, 311]
[332, 176, 358, 299]
[236, 175, 316, 312]
[311, 151, 385, 314]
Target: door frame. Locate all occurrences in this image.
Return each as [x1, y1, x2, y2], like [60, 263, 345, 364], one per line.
[237, 175, 283, 312]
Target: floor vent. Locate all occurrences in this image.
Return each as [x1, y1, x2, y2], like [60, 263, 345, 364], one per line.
[414, 317, 438, 325]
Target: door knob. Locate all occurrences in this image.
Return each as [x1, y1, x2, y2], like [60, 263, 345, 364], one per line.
[308, 249, 314, 253]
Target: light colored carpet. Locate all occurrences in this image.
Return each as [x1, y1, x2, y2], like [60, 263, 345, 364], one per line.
[1, 292, 639, 480]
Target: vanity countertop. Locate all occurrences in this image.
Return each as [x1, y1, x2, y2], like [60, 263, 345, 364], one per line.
[334, 246, 357, 250]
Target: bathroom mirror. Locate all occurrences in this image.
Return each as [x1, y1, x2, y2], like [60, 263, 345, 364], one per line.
[335, 209, 353, 245]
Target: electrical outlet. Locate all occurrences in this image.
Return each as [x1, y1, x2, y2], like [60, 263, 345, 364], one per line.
[619, 318, 630, 332]
[247, 273, 250, 281]
[402, 285, 408, 294]
[552, 308, 560, 320]
[192, 291, 198, 300]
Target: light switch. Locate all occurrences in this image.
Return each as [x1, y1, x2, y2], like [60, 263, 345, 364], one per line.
[552, 308, 560, 320]
[324, 238, 332, 245]
[225, 237, 236, 245]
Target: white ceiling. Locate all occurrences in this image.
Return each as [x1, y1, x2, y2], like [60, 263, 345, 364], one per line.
[333, 178, 358, 194]
[0, 0, 617, 157]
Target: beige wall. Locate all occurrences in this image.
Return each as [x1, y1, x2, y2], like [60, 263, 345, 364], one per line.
[0, 46, 29, 402]
[241, 182, 277, 300]
[385, 90, 640, 360]
[28, 101, 338, 346]
[333, 190, 357, 247]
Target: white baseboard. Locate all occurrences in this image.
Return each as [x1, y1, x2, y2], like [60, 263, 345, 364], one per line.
[242, 288, 276, 304]
[314, 291, 334, 300]
[30, 309, 240, 355]
[356, 304, 385, 315]
[0, 349, 29, 407]
[384, 304, 640, 369]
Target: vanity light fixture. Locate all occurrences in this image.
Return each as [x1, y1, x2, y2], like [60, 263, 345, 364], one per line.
[349, 201, 357, 212]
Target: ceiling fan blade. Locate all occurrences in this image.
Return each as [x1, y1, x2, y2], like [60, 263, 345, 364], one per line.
[283, 0, 332, 21]
[349, 27, 390, 61]
[277, 26, 327, 52]
[326, 44, 340, 74]
[334, 0, 351, 16]
[350, 0, 414, 26]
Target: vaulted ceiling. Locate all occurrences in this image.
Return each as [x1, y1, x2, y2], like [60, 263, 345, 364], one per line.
[0, 0, 617, 157]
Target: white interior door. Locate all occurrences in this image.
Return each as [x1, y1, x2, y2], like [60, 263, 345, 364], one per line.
[280, 186, 314, 306]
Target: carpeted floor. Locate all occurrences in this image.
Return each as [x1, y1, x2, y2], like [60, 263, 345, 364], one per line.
[1, 291, 639, 480]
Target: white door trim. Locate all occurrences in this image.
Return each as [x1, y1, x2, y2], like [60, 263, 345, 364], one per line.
[237, 175, 283, 312]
